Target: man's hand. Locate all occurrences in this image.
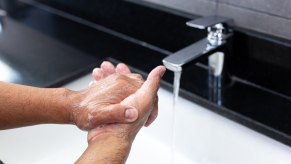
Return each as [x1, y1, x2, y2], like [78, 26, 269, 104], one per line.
[68, 72, 143, 131]
[90, 61, 159, 127]
[88, 65, 165, 142]
[76, 66, 166, 164]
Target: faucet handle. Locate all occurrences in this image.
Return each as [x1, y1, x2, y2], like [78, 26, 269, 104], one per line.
[186, 15, 233, 29]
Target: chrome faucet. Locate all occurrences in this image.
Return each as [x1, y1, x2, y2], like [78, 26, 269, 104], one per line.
[162, 15, 233, 76]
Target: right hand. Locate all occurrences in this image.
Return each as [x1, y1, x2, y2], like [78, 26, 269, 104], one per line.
[87, 66, 166, 143]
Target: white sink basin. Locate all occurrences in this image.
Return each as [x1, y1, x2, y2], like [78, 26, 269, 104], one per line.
[1, 74, 291, 164]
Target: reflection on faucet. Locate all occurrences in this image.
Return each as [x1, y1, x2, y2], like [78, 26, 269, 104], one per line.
[0, 10, 6, 34]
[208, 52, 224, 105]
[163, 16, 233, 105]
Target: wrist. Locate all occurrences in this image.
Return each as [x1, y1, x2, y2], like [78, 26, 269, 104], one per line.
[77, 131, 131, 164]
[62, 88, 90, 128]
[90, 131, 131, 146]
[51, 87, 75, 124]
[88, 124, 139, 145]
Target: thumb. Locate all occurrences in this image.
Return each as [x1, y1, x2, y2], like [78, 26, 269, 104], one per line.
[90, 104, 139, 127]
[137, 66, 166, 99]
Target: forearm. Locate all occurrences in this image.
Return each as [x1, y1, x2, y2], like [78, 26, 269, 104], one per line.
[76, 132, 131, 164]
[0, 82, 72, 129]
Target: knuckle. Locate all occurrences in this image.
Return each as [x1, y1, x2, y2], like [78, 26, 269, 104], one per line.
[116, 74, 128, 81]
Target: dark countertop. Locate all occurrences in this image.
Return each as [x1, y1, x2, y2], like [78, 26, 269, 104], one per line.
[2, 0, 291, 147]
[0, 7, 99, 87]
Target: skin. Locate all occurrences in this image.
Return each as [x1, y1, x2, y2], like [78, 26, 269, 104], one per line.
[0, 69, 143, 130]
[0, 82, 72, 130]
[90, 61, 159, 127]
[76, 65, 166, 163]
[69, 73, 144, 130]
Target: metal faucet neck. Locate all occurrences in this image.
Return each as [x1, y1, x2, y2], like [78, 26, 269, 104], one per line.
[162, 16, 233, 72]
[207, 23, 233, 46]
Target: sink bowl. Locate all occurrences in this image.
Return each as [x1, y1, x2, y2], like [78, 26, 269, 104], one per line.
[1, 74, 291, 164]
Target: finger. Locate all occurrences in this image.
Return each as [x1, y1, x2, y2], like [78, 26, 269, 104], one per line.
[144, 95, 158, 127]
[101, 61, 116, 77]
[136, 66, 166, 100]
[116, 63, 131, 74]
[92, 68, 104, 81]
[90, 104, 139, 126]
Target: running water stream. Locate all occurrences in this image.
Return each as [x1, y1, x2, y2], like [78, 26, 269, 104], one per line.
[171, 70, 182, 164]
[170, 1, 220, 162]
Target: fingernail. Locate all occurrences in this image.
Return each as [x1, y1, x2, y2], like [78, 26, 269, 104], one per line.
[93, 68, 99, 73]
[125, 108, 138, 122]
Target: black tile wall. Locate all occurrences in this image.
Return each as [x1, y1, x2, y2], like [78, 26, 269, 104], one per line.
[143, 0, 291, 41]
[219, 0, 291, 19]
[143, 0, 217, 16]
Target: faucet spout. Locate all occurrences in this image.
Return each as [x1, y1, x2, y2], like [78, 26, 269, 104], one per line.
[163, 15, 233, 73]
[162, 38, 225, 72]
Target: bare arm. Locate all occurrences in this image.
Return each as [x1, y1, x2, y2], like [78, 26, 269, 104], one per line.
[76, 66, 166, 163]
[0, 82, 71, 129]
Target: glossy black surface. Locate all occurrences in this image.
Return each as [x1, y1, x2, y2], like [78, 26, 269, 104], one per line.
[2, 0, 291, 146]
[0, 2, 99, 87]
[30, 0, 205, 52]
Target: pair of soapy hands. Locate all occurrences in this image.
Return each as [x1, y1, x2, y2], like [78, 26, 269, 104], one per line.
[70, 61, 165, 143]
